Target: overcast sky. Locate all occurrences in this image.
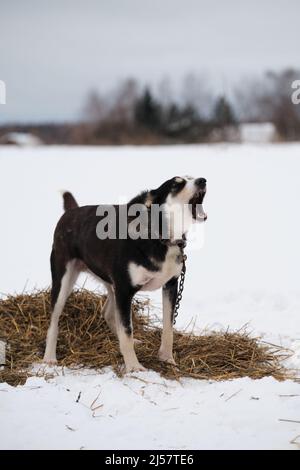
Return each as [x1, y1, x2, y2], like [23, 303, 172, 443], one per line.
[0, 0, 299, 123]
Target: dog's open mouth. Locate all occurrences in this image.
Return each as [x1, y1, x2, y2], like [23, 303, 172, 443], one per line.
[189, 189, 207, 221]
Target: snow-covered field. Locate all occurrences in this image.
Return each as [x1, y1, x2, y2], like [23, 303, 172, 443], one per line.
[0, 143, 300, 450]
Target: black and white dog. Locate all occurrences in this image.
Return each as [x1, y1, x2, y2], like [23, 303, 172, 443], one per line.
[44, 176, 207, 372]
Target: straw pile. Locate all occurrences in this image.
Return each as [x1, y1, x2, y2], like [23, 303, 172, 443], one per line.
[0, 289, 291, 386]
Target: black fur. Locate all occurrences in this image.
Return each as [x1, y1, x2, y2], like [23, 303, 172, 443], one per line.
[63, 191, 78, 211]
[48, 176, 206, 367]
[163, 276, 178, 323]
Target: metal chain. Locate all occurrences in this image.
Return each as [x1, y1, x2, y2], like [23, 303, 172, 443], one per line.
[173, 253, 187, 325]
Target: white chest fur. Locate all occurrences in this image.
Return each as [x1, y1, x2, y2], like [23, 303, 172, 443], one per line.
[128, 245, 183, 292]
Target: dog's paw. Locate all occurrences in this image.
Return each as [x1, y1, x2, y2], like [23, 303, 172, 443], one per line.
[158, 350, 177, 366]
[42, 356, 58, 365]
[125, 362, 147, 373]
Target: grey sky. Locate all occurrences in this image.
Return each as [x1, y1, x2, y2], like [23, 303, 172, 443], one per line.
[0, 0, 299, 123]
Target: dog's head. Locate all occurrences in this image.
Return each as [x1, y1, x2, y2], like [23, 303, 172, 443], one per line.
[146, 176, 207, 241]
[150, 175, 207, 222]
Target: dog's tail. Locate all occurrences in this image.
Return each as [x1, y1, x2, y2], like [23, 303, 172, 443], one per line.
[60, 190, 79, 211]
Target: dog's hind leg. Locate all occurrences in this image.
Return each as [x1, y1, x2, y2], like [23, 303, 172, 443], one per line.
[158, 276, 178, 365]
[43, 255, 80, 364]
[102, 284, 117, 334]
[114, 286, 145, 373]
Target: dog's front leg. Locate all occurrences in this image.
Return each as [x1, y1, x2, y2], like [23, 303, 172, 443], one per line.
[102, 284, 117, 334]
[114, 286, 146, 373]
[158, 276, 178, 365]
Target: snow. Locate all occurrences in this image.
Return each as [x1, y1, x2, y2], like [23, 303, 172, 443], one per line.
[0, 143, 300, 450]
[1, 371, 300, 450]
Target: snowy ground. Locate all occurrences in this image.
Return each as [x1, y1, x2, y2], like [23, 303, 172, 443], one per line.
[0, 143, 300, 450]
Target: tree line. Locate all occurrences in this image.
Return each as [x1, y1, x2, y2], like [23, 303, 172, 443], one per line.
[1, 69, 300, 144]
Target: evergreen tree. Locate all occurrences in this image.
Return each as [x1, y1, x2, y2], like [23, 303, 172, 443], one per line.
[213, 96, 236, 127]
[134, 88, 161, 130]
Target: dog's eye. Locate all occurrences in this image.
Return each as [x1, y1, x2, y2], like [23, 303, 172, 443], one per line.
[171, 179, 185, 192]
[173, 177, 184, 186]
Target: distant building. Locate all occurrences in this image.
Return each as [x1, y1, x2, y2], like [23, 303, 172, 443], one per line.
[0, 132, 43, 146]
[239, 122, 278, 143]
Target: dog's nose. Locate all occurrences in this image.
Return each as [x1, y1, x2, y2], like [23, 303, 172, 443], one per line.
[195, 178, 207, 188]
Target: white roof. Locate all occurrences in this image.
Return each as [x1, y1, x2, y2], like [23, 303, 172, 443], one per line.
[2, 132, 42, 146]
[239, 122, 276, 143]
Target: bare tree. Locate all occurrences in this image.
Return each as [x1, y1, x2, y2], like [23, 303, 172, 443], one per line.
[82, 89, 108, 123]
[181, 72, 214, 117]
[109, 78, 139, 125]
[257, 69, 300, 139]
[234, 75, 270, 122]
[235, 69, 300, 137]
[156, 76, 173, 108]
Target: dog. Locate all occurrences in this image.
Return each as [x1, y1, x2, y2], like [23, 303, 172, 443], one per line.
[44, 176, 207, 372]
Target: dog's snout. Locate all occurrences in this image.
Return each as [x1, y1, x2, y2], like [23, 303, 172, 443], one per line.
[195, 178, 207, 189]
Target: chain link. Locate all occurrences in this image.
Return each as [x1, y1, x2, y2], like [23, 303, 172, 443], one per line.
[173, 253, 187, 325]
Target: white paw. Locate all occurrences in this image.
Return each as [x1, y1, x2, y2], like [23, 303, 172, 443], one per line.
[158, 350, 177, 365]
[125, 362, 147, 373]
[133, 338, 142, 345]
[43, 356, 57, 365]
